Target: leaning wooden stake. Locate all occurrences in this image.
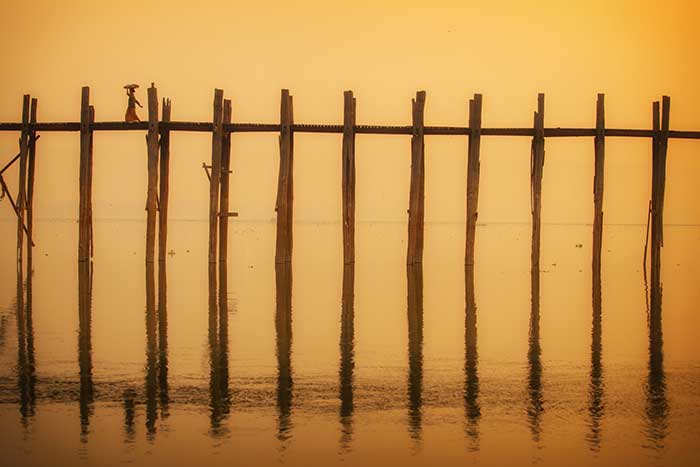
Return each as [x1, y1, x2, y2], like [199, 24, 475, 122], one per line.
[16, 95, 30, 267]
[342, 91, 357, 265]
[219, 99, 232, 266]
[26, 98, 38, 263]
[78, 87, 91, 262]
[407, 91, 426, 265]
[592, 94, 605, 278]
[275, 89, 294, 264]
[465, 94, 482, 267]
[158, 98, 171, 262]
[650, 97, 670, 307]
[208, 89, 224, 264]
[145, 84, 159, 263]
[530, 94, 545, 271]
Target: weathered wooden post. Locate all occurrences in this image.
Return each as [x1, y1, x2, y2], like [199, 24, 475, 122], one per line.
[407, 91, 426, 265]
[26, 98, 38, 264]
[592, 94, 605, 278]
[275, 89, 294, 264]
[342, 91, 357, 265]
[158, 98, 171, 262]
[78, 87, 91, 262]
[465, 94, 482, 267]
[145, 84, 159, 263]
[87, 106, 95, 259]
[530, 93, 545, 271]
[16, 95, 30, 267]
[208, 89, 224, 264]
[219, 99, 232, 266]
[650, 96, 670, 308]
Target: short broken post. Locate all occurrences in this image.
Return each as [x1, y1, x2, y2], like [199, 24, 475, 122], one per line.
[78, 87, 91, 262]
[158, 98, 171, 262]
[219, 99, 232, 268]
[530, 93, 545, 272]
[592, 94, 605, 278]
[208, 89, 224, 264]
[407, 91, 426, 265]
[145, 84, 159, 263]
[17, 95, 30, 267]
[342, 90, 356, 265]
[275, 89, 294, 264]
[465, 94, 482, 267]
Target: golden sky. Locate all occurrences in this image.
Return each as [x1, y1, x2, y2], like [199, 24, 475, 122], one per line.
[0, 0, 698, 224]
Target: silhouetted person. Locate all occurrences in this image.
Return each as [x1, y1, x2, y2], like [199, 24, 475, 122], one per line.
[124, 84, 142, 122]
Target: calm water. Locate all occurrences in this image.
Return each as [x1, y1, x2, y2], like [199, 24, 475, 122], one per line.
[1, 219, 699, 467]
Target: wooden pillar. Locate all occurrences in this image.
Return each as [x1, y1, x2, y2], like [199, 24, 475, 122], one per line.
[592, 94, 605, 278]
[407, 91, 426, 265]
[17, 95, 30, 267]
[145, 84, 159, 263]
[219, 99, 232, 264]
[275, 89, 294, 264]
[209, 89, 224, 264]
[26, 98, 38, 264]
[87, 106, 95, 259]
[465, 94, 482, 267]
[650, 97, 670, 306]
[530, 93, 545, 271]
[342, 91, 357, 265]
[158, 98, 172, 262]
[78, 87, 91, 262]
[406, 264, 424, 438]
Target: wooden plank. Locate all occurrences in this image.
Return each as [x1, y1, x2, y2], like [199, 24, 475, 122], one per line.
[208, 89, 224, 264]
[158, 98, 172, 262]
[26, 98, 38, 263]
[219, 99, 232, 265]
[407, 91, 426, 265]
[592, 94, 605, 278]
[16, 95, 30, 267]
[342, 91, 356, 264]
[465, 94, 482, 266]
[78, 87, 90, 262]
[530, 94, 545, 271]
[275, 89, 294, 264]
[145, 84, 160, 263]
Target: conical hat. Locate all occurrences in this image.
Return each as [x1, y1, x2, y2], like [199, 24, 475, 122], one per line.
[123, 84, 140, 90]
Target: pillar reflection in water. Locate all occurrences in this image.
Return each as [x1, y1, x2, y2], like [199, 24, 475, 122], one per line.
[406, 264, 423, 443]
[275, 262, 293, 445]
[145, 262, 158, 439]
[339, 265, 355, 452]
[587, 265, 604, 451]
[78, 261, 94, 442]
[17, 263, 37, 427]
[158, 260, 170, 419]
[464, 265, 480, 451]
[645, 278, 668, 451]
[208, 262, 231, 437]
[527, 267, 543, 443]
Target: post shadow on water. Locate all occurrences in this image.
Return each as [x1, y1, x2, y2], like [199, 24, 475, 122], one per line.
[587, 264, 604, 452]
[339, 265, 355, 452]
[644, 274, 668, 451]
[275, 262, 294, 447]
[78, 261, 94, 442]
[464, 264, 480, 452]
[208, 262, 231, 437]
[16, 260, 37, 428]
[528, 266, 544, 445]
[406, 264, 424, 444]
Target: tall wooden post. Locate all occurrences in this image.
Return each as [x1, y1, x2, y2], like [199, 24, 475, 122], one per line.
[275, 89, 294, 264]
[219, 99, 232, 265]
[16, 95, 30, 267]
[342, 91, 357, 265]
[145, 84, 159, 263]
[209, 89, 224, 264]
[465, 94, 483, 267]
[406, 264, 424, 438]
[650, 97, 670, 307]
[530, 93, 545, 271]
[87, 106, 95, 259]
[26, 98, 38, 264]
[158, 98, 171, 262]
[78, 88, 91, 262]
[592, 94, 606, 278]
[407, 91, 426, 265]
